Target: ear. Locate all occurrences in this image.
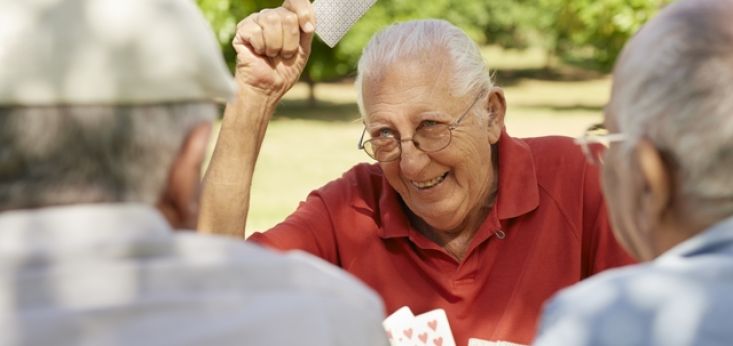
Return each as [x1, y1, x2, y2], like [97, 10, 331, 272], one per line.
[157, 122, 213, 230]
[485, 87, 506, 144]
[635, 139, 672, 233]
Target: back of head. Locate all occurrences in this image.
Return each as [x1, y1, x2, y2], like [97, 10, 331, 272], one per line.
[0, 0, 234, 211]
[0, 105, 216, 209]
[610, 0, 733, 222]
[355, 19, 493, 117]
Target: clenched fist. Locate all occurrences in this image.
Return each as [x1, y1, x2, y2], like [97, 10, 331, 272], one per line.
[233, 0, 315, 98]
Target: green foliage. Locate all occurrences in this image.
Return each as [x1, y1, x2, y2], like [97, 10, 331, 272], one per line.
[196, 0, 670, 88]
[195, 0, 532, 83]
[196, 0, 280, 70]
[536, 0, 671, 70]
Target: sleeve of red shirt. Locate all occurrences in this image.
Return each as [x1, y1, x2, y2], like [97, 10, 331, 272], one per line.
[580, 159, 636, 277]
[246, 164, 383, 266]
[247, 192, 340, 265]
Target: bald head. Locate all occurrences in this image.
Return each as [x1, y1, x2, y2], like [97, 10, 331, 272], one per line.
[607, 0, 733, 222]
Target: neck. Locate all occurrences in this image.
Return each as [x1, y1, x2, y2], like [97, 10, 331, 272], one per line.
[410, 182, 498, 261]
[651, 208, 721, 258]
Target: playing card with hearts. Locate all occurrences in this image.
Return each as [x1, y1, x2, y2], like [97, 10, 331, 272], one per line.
[411, 309, 456, 346]
[312, 0, 377, 47]
[383, 306, 416, 346]
[383, 307, 457, 346]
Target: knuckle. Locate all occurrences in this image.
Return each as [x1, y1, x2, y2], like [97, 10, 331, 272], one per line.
[248, 24, 262, 34]
[263, 12, 280, 25]
[237, 16, 254, 29]
[297, 11, 311, 21]
[283, 13, 298, 26]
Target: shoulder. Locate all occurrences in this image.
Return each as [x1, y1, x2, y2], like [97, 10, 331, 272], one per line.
[535, 264, 648, 345]
[520, 135, 601, 203]
[175, 232, 383, 306]
[324, 162, 384, 191]
[169, 233, 387, 344]
[311, 162, 387, 209]
[512, 136, 602, 219]
[535, 260, 727, 346]
[521, 135, 588, 174]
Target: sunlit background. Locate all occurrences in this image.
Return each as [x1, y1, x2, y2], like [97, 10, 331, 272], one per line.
[196, 0, 670, 234]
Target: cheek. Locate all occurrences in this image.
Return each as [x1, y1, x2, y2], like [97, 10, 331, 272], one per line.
[451, 137, 494, 184]
[379, 161, 406, 189]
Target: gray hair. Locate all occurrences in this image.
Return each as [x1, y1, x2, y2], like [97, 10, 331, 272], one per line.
[611, 0, 733, 220]
[355, 19, 493, 117]
[0, 103, 216, 210]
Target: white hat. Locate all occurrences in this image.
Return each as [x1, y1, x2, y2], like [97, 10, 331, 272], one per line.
[0, 0, 235, 105]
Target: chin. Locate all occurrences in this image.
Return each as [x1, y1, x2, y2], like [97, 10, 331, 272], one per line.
[419, 212, 464, 233]
[421, 200, 465, 223]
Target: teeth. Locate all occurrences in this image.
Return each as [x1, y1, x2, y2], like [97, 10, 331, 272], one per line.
[411, 172, 448, 189]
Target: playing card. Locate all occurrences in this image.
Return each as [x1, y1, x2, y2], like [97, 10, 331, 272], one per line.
[411, 309, 456, 346]
[383, 306, 416, 346]
[312, 0, 377, 47]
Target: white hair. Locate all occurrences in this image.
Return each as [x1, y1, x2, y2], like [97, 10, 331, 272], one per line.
[355, 19, 493, 117]
[0, 103, 216, 210]
[611, 0, 733, 219]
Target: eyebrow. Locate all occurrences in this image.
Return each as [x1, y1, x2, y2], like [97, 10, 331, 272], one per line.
[366, 110, 453, 127]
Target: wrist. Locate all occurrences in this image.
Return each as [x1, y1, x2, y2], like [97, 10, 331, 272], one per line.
[237, 83, 282, 107]
[234, 69, 289, 101]
[221, 80, 279, 133]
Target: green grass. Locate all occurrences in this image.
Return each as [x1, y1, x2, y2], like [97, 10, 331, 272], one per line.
[208, 46, 612, 235]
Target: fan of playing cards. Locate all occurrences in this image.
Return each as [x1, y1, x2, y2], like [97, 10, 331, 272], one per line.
[383, 307, 456, 346]
[383, 307, 525, 346]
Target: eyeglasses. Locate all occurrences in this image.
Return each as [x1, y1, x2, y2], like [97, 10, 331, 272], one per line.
[574, 123, 626, 165]
[357, 92, 483, 162]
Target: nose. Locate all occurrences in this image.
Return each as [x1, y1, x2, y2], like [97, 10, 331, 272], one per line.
[399, 139, 430, 179]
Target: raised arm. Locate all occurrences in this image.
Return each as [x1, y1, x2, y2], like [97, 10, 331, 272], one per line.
[198, 0, 315, 237]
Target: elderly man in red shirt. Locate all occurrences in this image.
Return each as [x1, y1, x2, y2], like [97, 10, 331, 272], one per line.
[200, 0, 634, 344]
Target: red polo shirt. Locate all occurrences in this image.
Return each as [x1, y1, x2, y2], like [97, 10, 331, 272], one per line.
[249, 133, 634, 345]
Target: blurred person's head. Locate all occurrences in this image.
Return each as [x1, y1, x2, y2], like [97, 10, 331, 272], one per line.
[0, 0, 234, 229]
[354, 19, 507, 236]
[602, 0, 733, 260]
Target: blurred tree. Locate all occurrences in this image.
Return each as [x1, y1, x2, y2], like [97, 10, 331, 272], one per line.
[536, 0, 671, 71]
[196, 0, 267, 70]
[197, 0, 525, 105]
[197, 0, 670, 103]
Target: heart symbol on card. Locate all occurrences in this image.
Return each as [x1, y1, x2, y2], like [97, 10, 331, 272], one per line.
[403, 328, 413, 339]
[386, 330, 393, 340]
[418, 332, 428, 343]
[428, 320, 438, 331]
[433, 337, 443, 346]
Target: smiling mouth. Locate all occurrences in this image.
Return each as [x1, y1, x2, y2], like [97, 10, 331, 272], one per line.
[410, 172, 449, 190]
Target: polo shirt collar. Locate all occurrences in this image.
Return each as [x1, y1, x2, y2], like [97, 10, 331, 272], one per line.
[369, 130, 540, 239]
[495, 130, 540, 220]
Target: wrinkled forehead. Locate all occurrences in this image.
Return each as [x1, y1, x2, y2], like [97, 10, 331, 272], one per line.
[361, 51, 462, 117]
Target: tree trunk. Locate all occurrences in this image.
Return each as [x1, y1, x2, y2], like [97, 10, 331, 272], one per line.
[544, 47, 555, 70]
[304, 73, 317, 107]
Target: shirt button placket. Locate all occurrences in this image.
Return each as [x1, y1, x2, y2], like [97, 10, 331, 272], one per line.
[494, 229, 506, 239]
